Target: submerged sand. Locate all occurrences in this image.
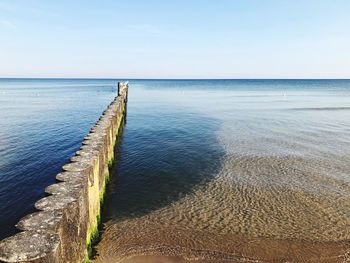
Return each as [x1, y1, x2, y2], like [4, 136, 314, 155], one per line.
[92, 155, 350, 262]
[91, 83, 350, 262]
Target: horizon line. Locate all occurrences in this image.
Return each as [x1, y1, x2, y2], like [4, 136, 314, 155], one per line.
[0, 77, 350, 80]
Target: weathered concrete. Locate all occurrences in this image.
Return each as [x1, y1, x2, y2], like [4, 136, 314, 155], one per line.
[0, 82, 129, 263]
[0, 231, 60, 263]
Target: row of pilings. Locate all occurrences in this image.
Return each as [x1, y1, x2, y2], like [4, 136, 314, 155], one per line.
[0, 82, 129, 263]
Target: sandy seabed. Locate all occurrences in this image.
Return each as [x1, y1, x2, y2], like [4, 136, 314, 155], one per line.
[92, 156, 350, 263]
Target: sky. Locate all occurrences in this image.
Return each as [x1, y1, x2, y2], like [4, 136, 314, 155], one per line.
[0, 0, 350, 79]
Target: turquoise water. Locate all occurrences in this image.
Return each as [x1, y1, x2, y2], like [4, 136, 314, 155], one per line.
[1, 79, 350, 262]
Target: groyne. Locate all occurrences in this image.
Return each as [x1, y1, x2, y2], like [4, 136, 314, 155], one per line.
[0, 82, 129, 263]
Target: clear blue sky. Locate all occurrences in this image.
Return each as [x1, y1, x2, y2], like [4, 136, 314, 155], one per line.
[1, 0, 349, 78]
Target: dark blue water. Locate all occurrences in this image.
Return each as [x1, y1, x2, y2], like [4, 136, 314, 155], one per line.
[0, 79, 120, 240]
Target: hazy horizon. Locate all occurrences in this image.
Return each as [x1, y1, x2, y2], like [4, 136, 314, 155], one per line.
[1, 77, 350, 80]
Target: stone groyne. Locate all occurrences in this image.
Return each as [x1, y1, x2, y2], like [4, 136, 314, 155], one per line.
[0, 82, 129, 263]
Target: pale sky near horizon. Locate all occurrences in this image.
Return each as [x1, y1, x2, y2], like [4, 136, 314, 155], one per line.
[0, 0, 350, 79]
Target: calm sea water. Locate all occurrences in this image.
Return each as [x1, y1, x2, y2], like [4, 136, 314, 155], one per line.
[1, 79, 350, 262]
[0, 79, 119, 239]
[94, 80, 350, 262]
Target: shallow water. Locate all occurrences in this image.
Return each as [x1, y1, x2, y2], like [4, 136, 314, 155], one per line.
[93, 80, 350, 262]
[0, 79, 119, 239]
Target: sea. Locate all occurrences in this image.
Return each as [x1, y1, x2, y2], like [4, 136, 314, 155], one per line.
[1, 79, 350, 262]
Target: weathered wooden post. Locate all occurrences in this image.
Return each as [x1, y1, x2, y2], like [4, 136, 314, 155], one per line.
[117, 82, 123, 96]
[0, 81, 129, 263]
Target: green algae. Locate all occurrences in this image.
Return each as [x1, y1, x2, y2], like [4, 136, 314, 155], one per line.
[86, 219, 99, 259]
[99, 171, 110, 208]
[85, 107, 126, 263]
[108, 154, 114, 168]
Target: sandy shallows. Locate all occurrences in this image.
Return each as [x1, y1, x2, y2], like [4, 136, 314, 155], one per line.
[91, 216, 349, 263]
[92, 156, 350, 262]
[118, 255, 246, 263]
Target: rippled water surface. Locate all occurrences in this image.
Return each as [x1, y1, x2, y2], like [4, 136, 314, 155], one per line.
[0, 79, 119, 239]
[93, 80, 350, 263]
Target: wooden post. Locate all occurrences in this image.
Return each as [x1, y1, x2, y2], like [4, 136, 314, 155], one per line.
[117, 82, 123, 96]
